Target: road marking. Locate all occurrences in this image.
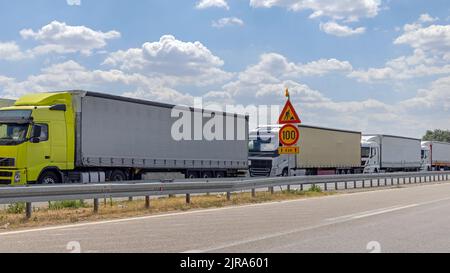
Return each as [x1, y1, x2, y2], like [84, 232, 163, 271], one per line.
[1, 182, 450, 237]
[191, 196, 450, 253]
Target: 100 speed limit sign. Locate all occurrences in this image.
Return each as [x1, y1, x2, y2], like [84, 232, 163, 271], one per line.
[279, 124, 300, 146]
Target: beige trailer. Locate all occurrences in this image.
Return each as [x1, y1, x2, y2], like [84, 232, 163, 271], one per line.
[295, 125, 362, 174]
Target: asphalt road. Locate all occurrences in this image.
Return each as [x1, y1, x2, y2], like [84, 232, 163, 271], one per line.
[1, 182, 450, 253]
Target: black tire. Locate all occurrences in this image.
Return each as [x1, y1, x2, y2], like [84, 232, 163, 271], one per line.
[186, 171, 199, 179]
[215, 171, 226, 178]
[282, 168, 289, 177]
[109, 170, 127, 181]
[38, 171, 61, 184]
[202, 171, 213, 179]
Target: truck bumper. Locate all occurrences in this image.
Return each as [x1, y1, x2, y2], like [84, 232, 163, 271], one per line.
[0, 169, 27, 186]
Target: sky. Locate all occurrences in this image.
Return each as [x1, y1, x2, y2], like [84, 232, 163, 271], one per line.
[0, 0, 449, 138]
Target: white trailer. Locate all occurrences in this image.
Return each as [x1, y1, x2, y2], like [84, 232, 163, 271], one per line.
[421, 141, 450, 171]
[362, 135, 421, 173]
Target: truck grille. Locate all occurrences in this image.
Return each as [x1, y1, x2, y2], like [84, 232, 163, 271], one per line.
[250, 160, 272, 176]
[0, 171, 12, 177]
[0, 179, 11, 185]
[250, 160, 272, 169]
[0, 158, 15, 167]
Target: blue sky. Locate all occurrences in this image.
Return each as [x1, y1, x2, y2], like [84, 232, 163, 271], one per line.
[0, 0, 449, 137]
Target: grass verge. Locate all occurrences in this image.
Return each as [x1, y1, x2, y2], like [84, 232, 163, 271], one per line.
[0, 189, 334, 230]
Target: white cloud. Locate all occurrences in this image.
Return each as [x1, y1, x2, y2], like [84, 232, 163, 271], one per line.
[212, 17, 244, 28]
[394, 24, 450, 53]
[66, 0, 81, 6]
[196, 0, 229, 10]
[249, 0, 382, 22]
[0, 42, 29, 61]
[350, 16, 450, 83]
[103, 35, 232, 86]
[320, 21, 366, 37]
[232, 53, 352, 89]
[418, 13, 438, 23]
[20, 21, 120, 55]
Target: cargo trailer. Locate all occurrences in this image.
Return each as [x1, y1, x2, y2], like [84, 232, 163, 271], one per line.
[362, 135, 422, 173]
[421, 141, 450, 171]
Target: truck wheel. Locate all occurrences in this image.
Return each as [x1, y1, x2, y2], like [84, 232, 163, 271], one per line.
[38, 171, 61, 184]
[215, 171, 226, 178]
[110, 170, 127, 181]
[282, 168, 289, 177]
[202, 172, 213, 179]
[186, 171, 198, 179]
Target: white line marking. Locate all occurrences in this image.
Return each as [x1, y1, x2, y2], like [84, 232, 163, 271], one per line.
[191, 196, 450, 253]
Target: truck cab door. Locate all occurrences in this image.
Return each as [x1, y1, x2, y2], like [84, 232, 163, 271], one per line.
[27, 123, 51, 182]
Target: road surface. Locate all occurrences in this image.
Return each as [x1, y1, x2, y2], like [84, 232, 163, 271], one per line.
[1, 182, 450, 253]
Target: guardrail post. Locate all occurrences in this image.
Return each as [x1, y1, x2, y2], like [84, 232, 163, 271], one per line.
[25, 202, 32, 219]
[345, 181, 348, 190]
[335, 182, 338, 190]
[128, 197, 133, 202]
[287, 185, 291, 192]
[377, 178, 380, 187]
[354, 181, 357, 189]
[269, 187, 274, 194]
[226, 192, 231, 201]
[362, 180, 365, 188]
[300, 184, 304, 191]
[186, 194, 191, 204]
[252, 188, 256, 198]
[93, 198, 99, 214]
[370, 179, 373, 188]
[145, 196, 150, 209]
[324, 183, 328, 191]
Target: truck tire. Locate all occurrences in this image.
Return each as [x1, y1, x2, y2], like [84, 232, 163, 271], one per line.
[38, 171, 61, 184]
[282, 168, 289, 177]
[187, 171, 199, 179]
[110, 170, 127, 181]
[215, 171, 226, 178]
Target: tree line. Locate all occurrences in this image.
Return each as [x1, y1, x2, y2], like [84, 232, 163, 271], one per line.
[423, 129, 450, 142]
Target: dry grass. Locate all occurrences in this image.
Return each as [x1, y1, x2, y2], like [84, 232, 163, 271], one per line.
[0, 190, 335, 231]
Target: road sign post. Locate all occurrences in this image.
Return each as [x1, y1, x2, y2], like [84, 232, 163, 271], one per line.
[278, 89, 302, 176]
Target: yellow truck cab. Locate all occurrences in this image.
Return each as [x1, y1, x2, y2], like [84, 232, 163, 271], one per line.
[0, 91, 249, 185]
[0, 93, 75, 185]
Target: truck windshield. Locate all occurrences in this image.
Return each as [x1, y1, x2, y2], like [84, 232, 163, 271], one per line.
[249, 136, 277, 152]
[0, 123, 29, 145]
[361, 147, 371, 158]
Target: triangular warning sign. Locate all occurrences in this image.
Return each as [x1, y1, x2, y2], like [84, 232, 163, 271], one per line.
[278, 100, 301, 124]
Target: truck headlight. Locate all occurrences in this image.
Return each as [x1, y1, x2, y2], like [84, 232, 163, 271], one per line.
[14, 171, 21, 183]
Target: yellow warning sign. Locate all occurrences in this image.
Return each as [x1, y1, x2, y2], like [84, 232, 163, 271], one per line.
[278, 146, 300, 155]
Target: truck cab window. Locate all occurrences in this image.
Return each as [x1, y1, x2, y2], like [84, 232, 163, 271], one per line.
[31, 124, 49, 142]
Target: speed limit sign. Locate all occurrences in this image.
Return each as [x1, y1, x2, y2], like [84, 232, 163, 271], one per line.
[279, 124, 300, 146]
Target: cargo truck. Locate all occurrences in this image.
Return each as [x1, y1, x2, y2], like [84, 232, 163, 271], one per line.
[361, 135, 422, 173]
[421, 141, 450, 171]
[0, 91, 249, 185]
[249, 125, 362, 176]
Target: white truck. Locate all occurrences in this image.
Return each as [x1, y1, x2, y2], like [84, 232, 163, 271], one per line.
[248, 124, 362, 176]
[421, 141, 450, 171]
[361, 135, 422, 173]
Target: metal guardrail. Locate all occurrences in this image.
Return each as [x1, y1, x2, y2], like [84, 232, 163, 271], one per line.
[1, 171, 449, 219]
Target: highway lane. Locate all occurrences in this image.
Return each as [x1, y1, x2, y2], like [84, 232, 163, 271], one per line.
[1, 182, 450, 253]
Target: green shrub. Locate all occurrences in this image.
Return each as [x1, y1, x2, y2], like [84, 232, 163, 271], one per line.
[308, 184, 323, 193]
[6, 203, 26, 214]
[48, 200, 87, 210]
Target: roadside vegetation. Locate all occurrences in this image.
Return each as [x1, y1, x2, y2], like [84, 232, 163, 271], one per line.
[0, 188, 332, 230]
